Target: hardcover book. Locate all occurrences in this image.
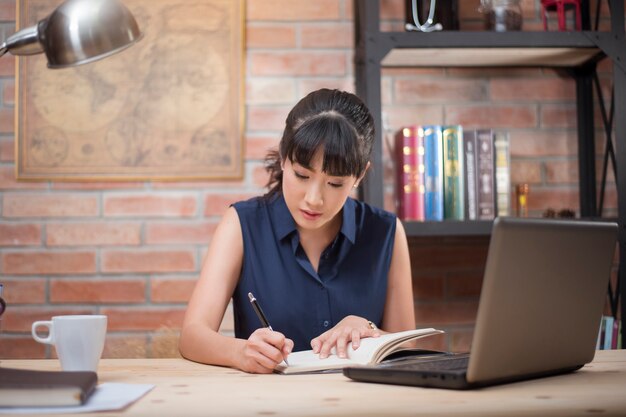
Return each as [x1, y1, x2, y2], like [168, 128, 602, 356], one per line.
[463, 129, 478, 220]
[442, 125, 465, 220]
[475, 129, 496, 220]
[395, 126, 425, 221]
[0, 367, 97, 407]
[493, 131, 511, 217]
[275, 328, 444, 374]
[423, 125, 444, 221]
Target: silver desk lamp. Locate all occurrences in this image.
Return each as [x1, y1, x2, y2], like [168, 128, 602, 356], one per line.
[0, 0, 142, 68]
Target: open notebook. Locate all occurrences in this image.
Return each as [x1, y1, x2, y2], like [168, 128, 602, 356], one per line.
[344, 217, 618, 389]
[276, 328, 443, 374]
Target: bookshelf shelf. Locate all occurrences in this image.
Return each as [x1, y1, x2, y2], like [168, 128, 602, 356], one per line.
[354, 0, 625, 339]
[403, 220, 492, 237]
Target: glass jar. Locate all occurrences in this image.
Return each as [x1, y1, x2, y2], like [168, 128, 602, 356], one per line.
[479, 0, 523, 32]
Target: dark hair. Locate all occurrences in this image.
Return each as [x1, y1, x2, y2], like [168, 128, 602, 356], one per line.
[264, 88, 375, 197]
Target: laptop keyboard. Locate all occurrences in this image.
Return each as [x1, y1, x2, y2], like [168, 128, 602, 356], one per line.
[383, 355, 469, 372]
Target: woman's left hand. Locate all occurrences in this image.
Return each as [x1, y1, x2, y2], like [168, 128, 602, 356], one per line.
[310, 315, 380, 359]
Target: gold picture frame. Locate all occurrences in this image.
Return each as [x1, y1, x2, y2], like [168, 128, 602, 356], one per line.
[16, 0, 245, 181]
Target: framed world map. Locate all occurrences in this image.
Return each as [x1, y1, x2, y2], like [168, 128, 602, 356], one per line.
[16, 0, 244, 181]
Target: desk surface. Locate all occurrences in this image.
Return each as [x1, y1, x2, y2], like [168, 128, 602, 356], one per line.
[2, 350, 626, 417]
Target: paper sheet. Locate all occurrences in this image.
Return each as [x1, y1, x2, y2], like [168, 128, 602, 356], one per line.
[0, 382, 155, 414]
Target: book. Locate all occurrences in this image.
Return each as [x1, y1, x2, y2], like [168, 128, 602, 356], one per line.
[0, 367, 97, 407]
[475, 129, 496, 220]
[423, 125, 444, 221]
[275, 328, 444, 375]
[442, 125, 464, 220]
[493, 130, 511, 217]
[395, 126, 425, 221]
[603, 315, 614, 350]
[463, 129, 478, 220]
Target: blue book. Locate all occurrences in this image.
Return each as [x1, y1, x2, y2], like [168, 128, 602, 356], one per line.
[603, 315, 614, 350]
[422, 125, 443, 221]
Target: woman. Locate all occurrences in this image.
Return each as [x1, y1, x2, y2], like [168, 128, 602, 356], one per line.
[179, 88, 415, 373]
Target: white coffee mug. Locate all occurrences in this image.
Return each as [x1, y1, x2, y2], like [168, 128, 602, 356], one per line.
[32, 315, 107, 372]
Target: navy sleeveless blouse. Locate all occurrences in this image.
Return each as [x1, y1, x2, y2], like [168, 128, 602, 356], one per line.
[231, 194, 397, 352]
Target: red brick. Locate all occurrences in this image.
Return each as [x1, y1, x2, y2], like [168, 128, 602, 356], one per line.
[50, 279, 146, 303]
[0, 0, 15, 20]
[0, 138, 14, 162]
[247, 79, 296, 104]
[408, 236, 490, 271]
[102, 307, 186, 331]
[151, 277, 197, 303]
[249, 52, 347, 76]
[47, 222, 141, 246]
[245, 136, 279, 160]
[0, 223, 41, 246]
[545, 160, 578, 184]
[527, 187, 578, 211]
[3, 80, 14, 106]
[491, 78, 575, 101]
[0, 55, 14, 78]
[298, 78, 355, 97]
[51, 182, 144, 190]
[380, 0, 403, 19]
[509, 130, 577, 157]
[385, 105, 444, 130]
[301, 23, 353, 48]
[101, 250, 195, 273]
[447, 105, 537, 128]
[104, 194, 197, 217]
[150, 179, 241, 190]
[394, 79, 487, 103]
[247, 105, 291, 131]
[414, 301, 479, 326]
[510, 160, 542, 184]
[247, 0, 340, 21]
[103, 334, 148, 359]
[2, 306, 95, 332]
[0, 278, 46, 304]
[246, 25, 296, 48]
[0, 108, 14, 133]
[0, 166, 48, 190]
[0, 337, 46, 359]
[204, 193, 256, 216]
[145, 221, 217, 245]
[3, 193, 99, 217]
[541, 105, 576, 128]
[2, 251, 96, 275]
[411, 274, 445, 301]
[446, 272, 484, 298]
[252, 164, 270, 188]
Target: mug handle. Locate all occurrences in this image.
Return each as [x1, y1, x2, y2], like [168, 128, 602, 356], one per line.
[31, 320, 54, 344]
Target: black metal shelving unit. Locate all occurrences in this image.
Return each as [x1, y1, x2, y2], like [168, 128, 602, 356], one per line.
[354, 0, 625, 343]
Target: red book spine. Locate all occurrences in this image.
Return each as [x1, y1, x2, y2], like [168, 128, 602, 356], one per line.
[396, 126, 425, 221]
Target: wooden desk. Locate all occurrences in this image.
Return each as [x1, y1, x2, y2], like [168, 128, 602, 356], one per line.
[3, 350, 626, 416]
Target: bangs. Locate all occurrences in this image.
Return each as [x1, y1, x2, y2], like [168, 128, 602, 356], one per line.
[284, 114, 366, 177]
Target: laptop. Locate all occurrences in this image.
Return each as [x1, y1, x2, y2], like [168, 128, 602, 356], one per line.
[343, 217, 618, 389]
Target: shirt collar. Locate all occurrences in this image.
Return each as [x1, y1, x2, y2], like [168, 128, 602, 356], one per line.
[271, 194, 357, 244]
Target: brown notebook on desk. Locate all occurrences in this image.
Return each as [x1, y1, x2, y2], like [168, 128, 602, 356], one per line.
[0, 367, 97, 407]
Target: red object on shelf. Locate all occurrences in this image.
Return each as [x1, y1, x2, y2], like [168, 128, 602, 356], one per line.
[541, 0, 582, 31]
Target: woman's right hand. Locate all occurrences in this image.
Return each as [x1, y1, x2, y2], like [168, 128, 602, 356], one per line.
[237, 328, 293, 374]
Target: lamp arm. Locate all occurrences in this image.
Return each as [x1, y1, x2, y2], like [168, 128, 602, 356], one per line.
[1, 25, 44, 57]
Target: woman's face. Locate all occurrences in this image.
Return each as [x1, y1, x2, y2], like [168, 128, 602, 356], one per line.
[282, 148, 362, 233]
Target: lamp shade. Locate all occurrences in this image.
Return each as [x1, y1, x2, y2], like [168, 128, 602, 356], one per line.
[0, 0, 142, 68]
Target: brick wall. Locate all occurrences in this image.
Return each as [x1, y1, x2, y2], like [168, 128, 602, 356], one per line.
[0, 0, 618, 358]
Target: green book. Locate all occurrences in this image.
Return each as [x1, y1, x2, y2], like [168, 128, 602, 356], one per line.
[442, 125, 464, 220]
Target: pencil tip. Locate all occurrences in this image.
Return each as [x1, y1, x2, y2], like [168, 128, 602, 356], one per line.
[248, 292, 255, 302]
